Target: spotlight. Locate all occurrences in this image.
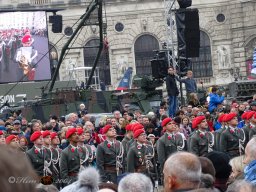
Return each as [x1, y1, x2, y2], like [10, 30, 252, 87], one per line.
[177, 0, 192, 9]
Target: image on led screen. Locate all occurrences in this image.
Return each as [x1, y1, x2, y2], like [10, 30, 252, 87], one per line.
[0, 11, 51, 83]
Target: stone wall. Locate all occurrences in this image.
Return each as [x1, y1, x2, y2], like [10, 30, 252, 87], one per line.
[0, 0, 256, 88]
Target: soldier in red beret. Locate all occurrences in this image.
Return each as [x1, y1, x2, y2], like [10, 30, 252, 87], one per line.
[15, 34, 37, 81]
[6, 135, 19, 148]
[121, 124, 134, 171]
[220, 113, 245, 158]
[189, 116, 214, 156]
[50, 132, 62, 189]
[126, 123, 144, 153]
[127, 129, 148, 173]
[96, 124, 123, 183]
[214, 113, 227, 151]
[26, 131, 52, 177]
[76, 127, 94, 168]
[242, 111, 254, 147]
[42, 131, 53, 176]
[60, 127, 80, 186]
[157, 118, 185, 173]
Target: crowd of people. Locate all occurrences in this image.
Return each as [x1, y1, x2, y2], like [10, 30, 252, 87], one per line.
[0, 70, 256, 191]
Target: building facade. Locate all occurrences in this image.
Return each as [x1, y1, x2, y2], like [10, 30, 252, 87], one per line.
[1, 0, 256, 89]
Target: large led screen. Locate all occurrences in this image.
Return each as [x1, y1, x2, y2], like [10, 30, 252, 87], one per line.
[0, 11, 51, 83]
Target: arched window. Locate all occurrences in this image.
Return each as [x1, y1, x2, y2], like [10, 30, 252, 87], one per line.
[191, 31, 213, 78]
[245, 37, 256, 79]
[83, 39, 111, 85]
[49, 43, 59, 80]
[134, 34, 160, 75]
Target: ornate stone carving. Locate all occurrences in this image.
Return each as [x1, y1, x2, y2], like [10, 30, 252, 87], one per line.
[216, 45, 231, 69]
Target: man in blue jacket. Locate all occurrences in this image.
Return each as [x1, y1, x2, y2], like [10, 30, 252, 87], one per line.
[208, 86, 225, 113]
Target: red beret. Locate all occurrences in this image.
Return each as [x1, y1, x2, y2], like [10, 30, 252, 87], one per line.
[102, 124, 113, 134]
[6, 135, 17, 144]
[161, 118, 172, 127]
[247, 111, 255, 120]
[218, 114, 226, 123]
[30, 131, 42, 142]
[66, 128, 77, 139]
[76, 128, 84, 135]
[22, 35, 32, 43]
[125, 124, 133, 131]
[134, 129, 145, 139]
[50, 132, 58, 140]
[241, 112, 249, 120]
[192, 116, 206, 129]
[0, 131, 4, 135]
[224, 113, 237, 122]
[133, 124, 144, 133]
[42, 130, 51, 138]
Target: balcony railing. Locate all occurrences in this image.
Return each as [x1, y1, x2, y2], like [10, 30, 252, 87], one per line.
[30, 0, 51, 5]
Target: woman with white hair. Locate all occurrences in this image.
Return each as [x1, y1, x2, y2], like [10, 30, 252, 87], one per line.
[227, 155, 246, 186]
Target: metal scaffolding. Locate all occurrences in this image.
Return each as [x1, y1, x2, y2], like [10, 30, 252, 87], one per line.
[163, 0, 178, 68]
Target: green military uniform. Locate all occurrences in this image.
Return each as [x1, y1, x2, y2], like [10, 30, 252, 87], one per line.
[96, 140, 123, 183]
[26, 146, 52, 177]
[157, 132, 185, 171]
[78, 144, 94, 168]
[214, 126, 226, 151]
[220, 127, 245, 158]
[249, 126, 256, 141]
[243, 124, 252, 147]
[127, 141, 148, 174]
[126, 138, 134, 154]
[121, 136, 131, 172]
[189, 130, 214, 156]
[60, 145, 80, 186]
[51, 147, 62, 189]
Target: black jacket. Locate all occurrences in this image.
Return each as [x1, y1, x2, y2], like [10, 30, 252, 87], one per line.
[166, 74, 179, 96]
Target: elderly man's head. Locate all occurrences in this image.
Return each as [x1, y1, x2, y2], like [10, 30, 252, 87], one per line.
[163, 152, 201, 192]
[243, 137, 256, 165]
[118, 173, 153, 192]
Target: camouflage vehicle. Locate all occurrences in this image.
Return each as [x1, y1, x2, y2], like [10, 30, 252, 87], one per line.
[1, 78, 162, 122]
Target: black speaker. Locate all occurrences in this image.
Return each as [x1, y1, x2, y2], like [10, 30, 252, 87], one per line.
[50, 15, 63, 33]
[175, 8, 200, 58]
[177, 0, 192, 8]
[150, 59, 168, 79]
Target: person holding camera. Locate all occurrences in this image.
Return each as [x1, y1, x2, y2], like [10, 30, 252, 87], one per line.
[208, 86, 225, 113]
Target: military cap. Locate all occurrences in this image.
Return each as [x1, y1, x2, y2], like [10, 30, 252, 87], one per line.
[134, 129, 145, 139]
[50, 132, 58, 140]
[30, 131, 42, 142]
[125, 124, 133, 131]
[102, 124, 113, 134]
[247, 111, 255, 120]
[42, 130, 51, 138]
[192, 116, 206, 129]
[161, 118, 172, 127]
[218, 114, 226, 123]
[76, 127, 84, 135]
[241, 111, 250, 120]
[223, 113, 237, 122]
[22, 34, 32, 43]
[133, 124, 144, 133]
[6, 135, 17, 144]
[66, 128, 77, 139]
